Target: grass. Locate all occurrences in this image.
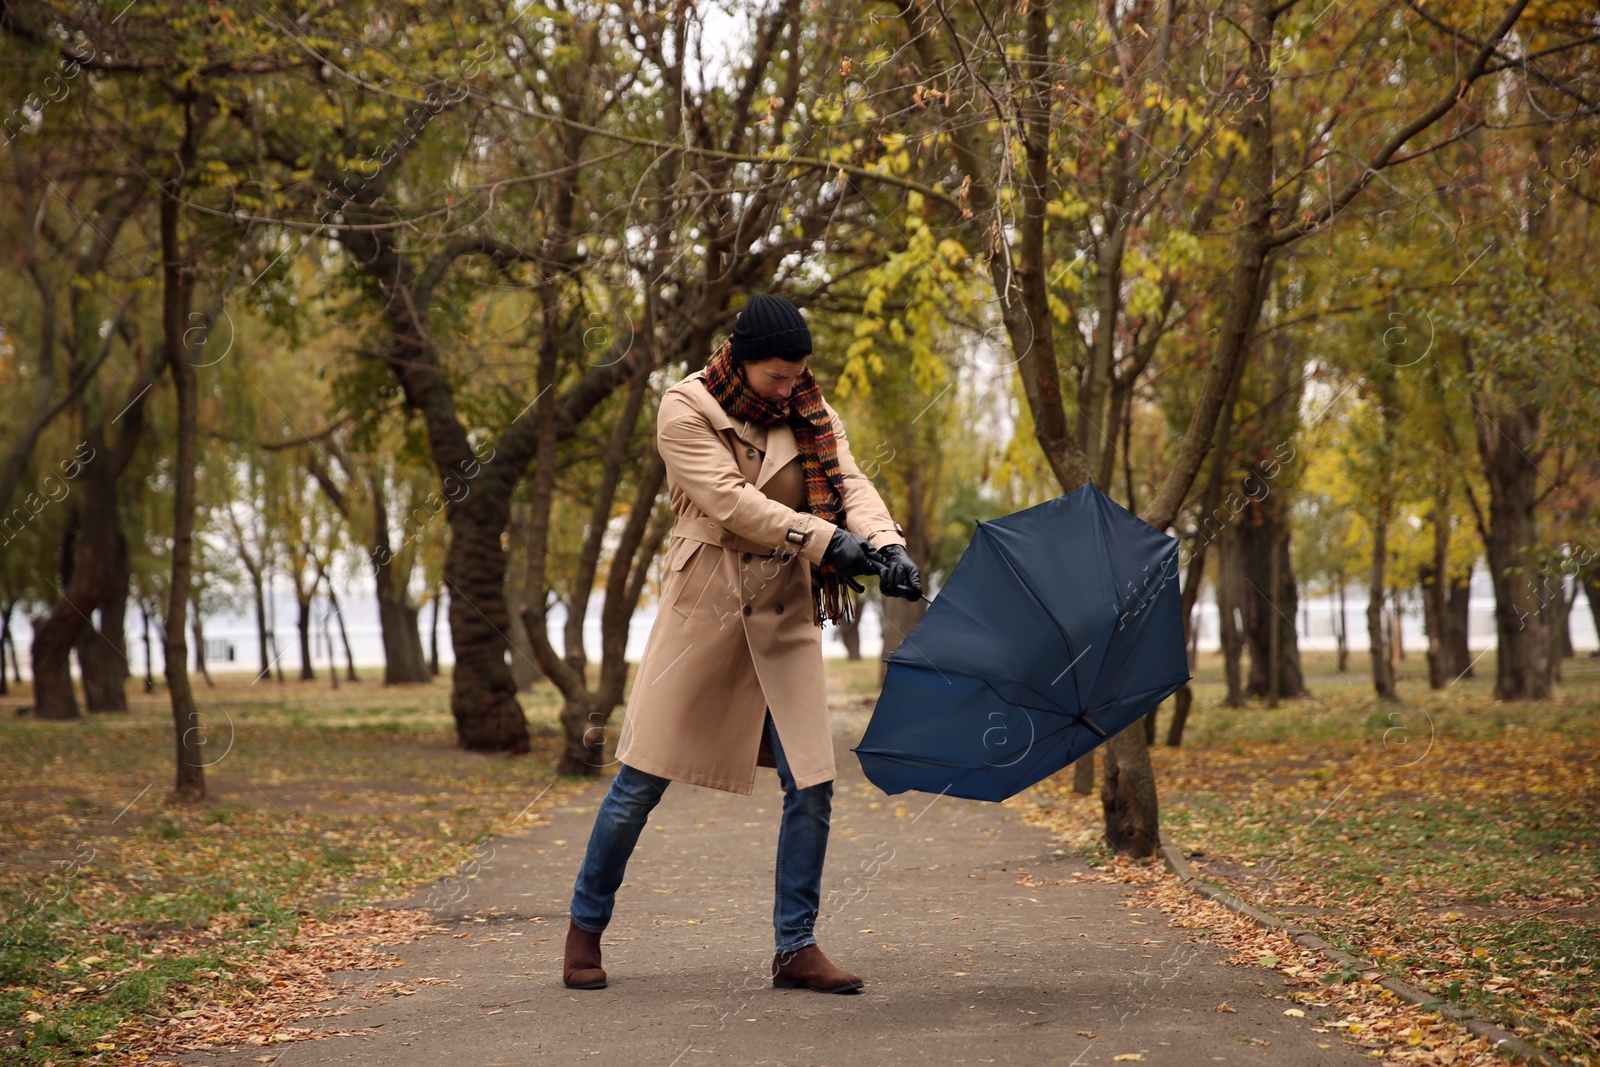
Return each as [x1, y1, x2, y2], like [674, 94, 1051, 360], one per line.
[0, 670, 583, 1064]
[1018, 650, 1600, 1066]
[3, 651, 1595, 1063]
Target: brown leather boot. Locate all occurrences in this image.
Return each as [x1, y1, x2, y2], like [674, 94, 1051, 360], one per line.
[562, 920, 607, 989]
[770, 944, 864, 993]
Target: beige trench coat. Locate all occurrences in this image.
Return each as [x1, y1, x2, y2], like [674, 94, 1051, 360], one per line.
[613, 369, 906, 794]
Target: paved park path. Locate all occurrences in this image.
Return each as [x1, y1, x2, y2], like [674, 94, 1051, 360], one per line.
[180, 703, 1370, 1067]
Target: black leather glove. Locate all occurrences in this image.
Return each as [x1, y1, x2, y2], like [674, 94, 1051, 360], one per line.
[873, 543, 923, 600]
[823, 528, 880, 592]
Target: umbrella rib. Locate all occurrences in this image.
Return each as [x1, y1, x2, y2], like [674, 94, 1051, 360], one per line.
[880, 660, 1075, 719]
[1079, 492, 1187, 714]
[857, 488, 1191, 804]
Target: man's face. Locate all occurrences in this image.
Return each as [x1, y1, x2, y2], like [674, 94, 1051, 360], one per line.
[740, 356, 808, 404]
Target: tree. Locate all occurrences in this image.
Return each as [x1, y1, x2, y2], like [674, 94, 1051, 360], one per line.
[522, 365, 672, 776]
[4, 95, 157, 720]
[243, 0, 924, 752]
[876, 0, 1565, 855]
[1228, 272, 1312, 704]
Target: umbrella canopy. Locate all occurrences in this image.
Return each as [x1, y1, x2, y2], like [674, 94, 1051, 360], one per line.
[852, 482, 1190, 802]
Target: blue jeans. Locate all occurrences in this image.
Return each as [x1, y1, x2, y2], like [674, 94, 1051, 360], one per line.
[569, 710, 834, 955]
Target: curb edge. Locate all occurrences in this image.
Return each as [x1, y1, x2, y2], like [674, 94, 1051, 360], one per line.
[1157, 841, 1556, 1067]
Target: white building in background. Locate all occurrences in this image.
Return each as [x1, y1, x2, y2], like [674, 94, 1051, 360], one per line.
[1, 587, 889, 678]
[3, 564, 1592, 682]
[1189, 566, 1597, 655]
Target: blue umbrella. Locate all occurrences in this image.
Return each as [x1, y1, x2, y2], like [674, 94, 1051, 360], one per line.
[852, 482, 1190, 802]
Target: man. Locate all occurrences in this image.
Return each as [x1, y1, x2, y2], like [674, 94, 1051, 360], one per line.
[563, 293, 922, 993]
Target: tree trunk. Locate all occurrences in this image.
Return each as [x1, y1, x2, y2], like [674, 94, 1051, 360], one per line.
[500, 502, 542, 690]
[31, 490, 97, 721]
[1475, 401, 1550, 700]
[1238, 495, 1305, 700]
[1071, 752, 1095, 795]
[327, 584, 359, 682]
[447, 495, 531, 752]
[140, 601, 155, 692]
[537, 448, 671, 775]
[322, 599, 339, 690]
[555, 692, 611, 775]
[1167, 369, 1245, 748]
[77, 526, 130, 712]
[1558, 581, 1575, 660]
[0, 601, 11, 696]
[429, 584, 442, 676]
[106, 538, 130, 688]
[1539, 575, 1573, 680]
[31, 547, 92, 720]
[1422, 568, 1446, 689]
[1444, 574, 1473, 677]
[1367, 507, 1398, 700]
[371, 473, 431, 684]
[504, 594, 542, 691]
[77, 626, 128, 712]
[379, 597, 429, 684]
[295, 588, 316, 681]
[838, 611, 861, 662]
[1336, 576, 1349, 674]
[1268, 545, 1281, 707]
[1218, 530, 1247, 706]
[1421, 502, 1450, 689]
[161, 188, 204, 802]
[264, 577, 285, 683]
[1391, 589, 1404, 667]
[1100, 723, 1160, 858]
[1536, 575, 1564, 684]
[191, 595, 215, 687]
[250, 567, 270, 680]
[1165, 687, 1192, 748]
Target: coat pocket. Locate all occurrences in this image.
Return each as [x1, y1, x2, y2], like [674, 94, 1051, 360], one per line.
[665, 538, 713, 619]
[662, 534, 700, 574]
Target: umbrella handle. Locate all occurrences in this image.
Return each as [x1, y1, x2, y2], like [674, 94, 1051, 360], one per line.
[861, 546, 893, 583]
[865, 545, 930, 603]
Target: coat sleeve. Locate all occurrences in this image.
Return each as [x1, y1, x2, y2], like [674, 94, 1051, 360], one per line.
[656, 388, 838, 568]
[825, 401, 908, 551]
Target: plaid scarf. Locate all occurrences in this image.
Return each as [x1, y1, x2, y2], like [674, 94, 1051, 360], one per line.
[700, 338, 853, 627]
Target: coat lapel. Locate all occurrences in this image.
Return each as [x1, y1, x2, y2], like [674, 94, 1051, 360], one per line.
[681, 371, 768, 460]
[755, 422, 797, 491]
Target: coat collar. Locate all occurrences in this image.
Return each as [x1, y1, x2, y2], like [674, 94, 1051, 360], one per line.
[680, 370, 798, 492]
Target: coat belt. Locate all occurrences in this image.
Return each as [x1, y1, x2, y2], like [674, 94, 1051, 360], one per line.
[668, 519, 795, 559]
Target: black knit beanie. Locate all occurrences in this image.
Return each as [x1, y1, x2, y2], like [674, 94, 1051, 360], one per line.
[729, 294, 812, 362]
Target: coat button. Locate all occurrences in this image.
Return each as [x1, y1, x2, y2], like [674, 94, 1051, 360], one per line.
[775, 603, 784, 615]
[742, 604, 752, 616]
[746, 447, 756, 458]
[743, 552, 752, 563]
